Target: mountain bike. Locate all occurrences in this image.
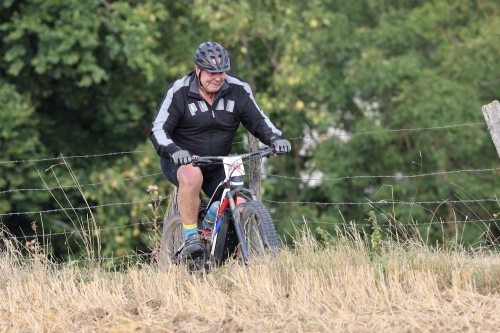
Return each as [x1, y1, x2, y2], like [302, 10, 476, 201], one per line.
[157, 147, 280, 272]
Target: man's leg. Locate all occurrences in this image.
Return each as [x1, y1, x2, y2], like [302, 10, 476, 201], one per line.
[177, 164, 203, 225]
[177, 164, 204, 258]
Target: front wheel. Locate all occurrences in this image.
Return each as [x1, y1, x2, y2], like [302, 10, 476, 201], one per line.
[239, 201, 280, 258]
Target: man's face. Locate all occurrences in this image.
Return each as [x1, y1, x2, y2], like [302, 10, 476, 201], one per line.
[195, 65, 226, 93]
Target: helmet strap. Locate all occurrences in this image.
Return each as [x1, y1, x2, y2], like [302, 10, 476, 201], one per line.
[196, 71, 215, 100]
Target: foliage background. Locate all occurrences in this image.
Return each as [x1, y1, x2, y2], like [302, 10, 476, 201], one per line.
[1, 0, 500, 259]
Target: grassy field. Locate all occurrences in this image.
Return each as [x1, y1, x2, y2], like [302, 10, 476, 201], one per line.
[1, 226, 500, 333]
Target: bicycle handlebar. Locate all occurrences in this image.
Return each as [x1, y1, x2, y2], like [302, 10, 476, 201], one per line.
[191, 146, 278, 166]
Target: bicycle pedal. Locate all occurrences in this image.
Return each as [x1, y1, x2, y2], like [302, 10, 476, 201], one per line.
[186, 258, 205, 274]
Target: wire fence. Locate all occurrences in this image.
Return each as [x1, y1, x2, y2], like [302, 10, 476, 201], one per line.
[9, 212, 500, 268]
[6, 215, 499, 241]
[1, 194, 498, 217]
[0, 150, 156, 165]
[1, 121, 499, 265]
[0, 122, 486, 165]
[13, 252, 155, 267]
[264, 168, 499, 182]
[8, 213, 500, 268]
[4, 221, 158, 240]
[1, 167, 496, 197]
[262, 198, 500, 206]
[0, 172, 163, 195]
[0, 199, 161, 217]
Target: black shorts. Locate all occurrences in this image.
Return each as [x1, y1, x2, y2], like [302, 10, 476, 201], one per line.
[160, 157, 225, 199]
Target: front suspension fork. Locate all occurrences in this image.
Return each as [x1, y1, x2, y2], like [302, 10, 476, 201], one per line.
[226, 187, 257, 264]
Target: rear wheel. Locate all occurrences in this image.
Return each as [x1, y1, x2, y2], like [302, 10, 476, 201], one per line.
[158, 214, 209, 272]
[158, 214, 184, 270]
[239, 201, 280, 259]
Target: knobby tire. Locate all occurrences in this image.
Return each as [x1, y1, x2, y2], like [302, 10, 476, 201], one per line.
[158, 214, 184, 270]
[239, 201, 280, 259]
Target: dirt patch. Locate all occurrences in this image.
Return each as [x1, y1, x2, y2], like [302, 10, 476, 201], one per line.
[146, 299, 162, 310]
[167, 311, 211, 333]
[122, 302, 140, 316]
[71, 307, 109, 328]
[205, 316, 243, 333]
[89, 307, 108, 318]
[172, 311, 208, 325]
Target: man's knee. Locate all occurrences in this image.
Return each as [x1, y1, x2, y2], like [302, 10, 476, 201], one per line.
[177, 165, 203, 188]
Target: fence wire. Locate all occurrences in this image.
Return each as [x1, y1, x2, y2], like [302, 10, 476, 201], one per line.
[0, 172, 163, 195]
[0, 199, 165, 217]
[4, 221, 158, 240]
[0, 122, 486, 165]
[264, 168, 499, 182]
[52, 253, 154, 267]
[1, 196, 497, 217]
[274, 218, 500, 227]
[1, 167, 496, 197]
[4, 211, 499, 241]
[0, 150, 156, 165]
[290, 122, 487, 141]
[262, 198, 500, 206]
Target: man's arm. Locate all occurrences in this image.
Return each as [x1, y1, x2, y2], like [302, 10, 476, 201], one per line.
[241, 99, 283, 145]
[225, 75, 283, 145]
[150, 76, 190, 159]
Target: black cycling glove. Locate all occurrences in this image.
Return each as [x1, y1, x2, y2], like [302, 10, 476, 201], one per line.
[171, 150, 192, 165]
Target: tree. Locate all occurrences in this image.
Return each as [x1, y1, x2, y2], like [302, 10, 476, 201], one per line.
[0, 81, 47, 230]
[3, 0, 500, 259]
[311, 0, 500, 245]
[190, 0, 375, 236]
[0, 0, 209, 258]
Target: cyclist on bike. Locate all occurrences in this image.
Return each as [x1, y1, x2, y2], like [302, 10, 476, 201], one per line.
[150, 42, 291, 259]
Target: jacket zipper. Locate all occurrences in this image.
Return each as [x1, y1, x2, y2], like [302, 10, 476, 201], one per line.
[209, 108, 213, 155]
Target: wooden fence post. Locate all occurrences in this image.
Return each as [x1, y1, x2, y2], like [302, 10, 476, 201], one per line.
[167, 186, 179, 218]
[248, 134, 262, 202]
[481, 100, 500, 245]
[482, 100, 500, 158]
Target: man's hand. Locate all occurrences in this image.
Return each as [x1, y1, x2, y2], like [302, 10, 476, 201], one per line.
[271, 139, 291, 154]
[171, 150, 192, 165]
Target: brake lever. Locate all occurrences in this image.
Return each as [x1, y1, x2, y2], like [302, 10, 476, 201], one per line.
[191, 156, 200, 166]
[260, 147, 276, 158]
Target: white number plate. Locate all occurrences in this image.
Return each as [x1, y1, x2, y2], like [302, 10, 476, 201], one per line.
[223, 156, 245, 180]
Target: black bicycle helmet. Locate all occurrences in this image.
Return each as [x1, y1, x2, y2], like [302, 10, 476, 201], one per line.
[194, 42, 231, 73]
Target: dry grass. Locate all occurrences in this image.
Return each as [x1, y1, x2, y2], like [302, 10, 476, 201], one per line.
[1, 226, 500, 333]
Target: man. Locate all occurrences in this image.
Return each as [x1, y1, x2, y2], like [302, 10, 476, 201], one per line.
[150, 42, 291, 259]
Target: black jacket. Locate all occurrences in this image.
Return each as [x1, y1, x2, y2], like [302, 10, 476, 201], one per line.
[150, 71, 283, 159]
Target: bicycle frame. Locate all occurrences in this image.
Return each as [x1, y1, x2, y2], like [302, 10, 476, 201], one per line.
[192, 147, 275, 265]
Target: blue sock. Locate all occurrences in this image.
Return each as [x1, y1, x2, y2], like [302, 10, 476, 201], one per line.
[183, 224, 198, 239]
